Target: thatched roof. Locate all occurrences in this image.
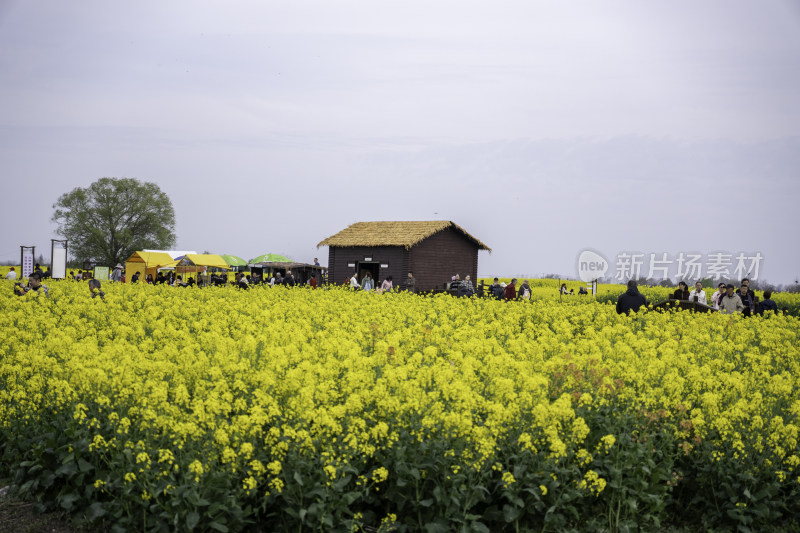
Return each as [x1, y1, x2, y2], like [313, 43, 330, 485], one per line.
[317, 221, 491, 251]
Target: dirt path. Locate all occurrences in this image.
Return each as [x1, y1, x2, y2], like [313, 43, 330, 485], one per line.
[0, 487, 80, 533]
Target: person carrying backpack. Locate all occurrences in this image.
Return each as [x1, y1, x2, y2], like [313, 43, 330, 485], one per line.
[518, 280, 532, 301]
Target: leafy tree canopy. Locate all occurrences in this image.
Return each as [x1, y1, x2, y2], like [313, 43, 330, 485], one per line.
[52, 177, 176, 267]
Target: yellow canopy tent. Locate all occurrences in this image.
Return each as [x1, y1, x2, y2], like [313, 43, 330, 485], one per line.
[173, 254, 229, 284]
[124, 251, 175, 282]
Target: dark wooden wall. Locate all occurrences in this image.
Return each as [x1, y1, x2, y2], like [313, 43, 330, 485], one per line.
[409, 227, 479, 291]
[325, 227, 481, 292]
[327, 246, 407, 287]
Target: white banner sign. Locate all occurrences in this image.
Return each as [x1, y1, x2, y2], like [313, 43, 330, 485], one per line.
[52, 248, 67, 279]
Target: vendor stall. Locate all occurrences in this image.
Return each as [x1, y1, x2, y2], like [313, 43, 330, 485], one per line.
[167, 254, 229, 285]
[124, 251, 176, 283]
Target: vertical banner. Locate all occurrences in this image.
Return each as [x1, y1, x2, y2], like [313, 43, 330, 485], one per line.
[51, 239, 68, 279]
[52, 248, 67, 279]
[21, 247, 35, 278]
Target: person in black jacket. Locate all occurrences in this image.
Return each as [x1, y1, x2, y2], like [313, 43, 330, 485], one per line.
[736, 284, 756, 316]
[490, 278, 504, 300]
[616, 280, 648, 314]
[757, 291, 778, 316]
[672, 281, 690, 301]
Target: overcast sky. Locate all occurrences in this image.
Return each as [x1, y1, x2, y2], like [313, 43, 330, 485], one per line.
[1, 1, 799, 284]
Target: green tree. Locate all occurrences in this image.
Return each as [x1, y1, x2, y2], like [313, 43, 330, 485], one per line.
[52, 177, 176, 267]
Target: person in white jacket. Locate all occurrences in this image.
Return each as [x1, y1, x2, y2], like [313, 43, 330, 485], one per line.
[689, 281, 707, 305]
[710, 283, 726, 310]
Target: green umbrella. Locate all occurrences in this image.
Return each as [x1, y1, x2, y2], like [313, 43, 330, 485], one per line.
[248, 253, 292, 264]
[220, 254, 248, 267]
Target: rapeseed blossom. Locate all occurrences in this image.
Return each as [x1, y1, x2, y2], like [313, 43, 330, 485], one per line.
[0, 280, 798, 531]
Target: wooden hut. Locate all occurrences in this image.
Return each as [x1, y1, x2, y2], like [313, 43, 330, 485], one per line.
[317, 221, 490, 292]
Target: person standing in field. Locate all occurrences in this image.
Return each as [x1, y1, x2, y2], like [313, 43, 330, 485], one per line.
[490, 278, 504, 300]
[616, 280, 647, 314]
[381, 275, 393, 293]
[449, 274, 462, 294]
[459, 275, 474, 297]
[284, 270, 296, 287]
[110, 263, 123, 282]
[309, 275, 318, 289]
[518, 279, 532, 301]
[672, 281, 690, 300]
[88, 279, 105, 300]
[361, 272, 374, 292]
[349, 272, 359, 289]
[14, 272, 49, 297]
[711, 283, 726, 310]
[757, 291, 778, 316]
[404, 272, 416, 293]
[719, 284, 744, 314]
[504, 278, 517, 301]
[5, 267, 17, 280]
[689, 281, 707, 305]
[736, 283, 756, 317]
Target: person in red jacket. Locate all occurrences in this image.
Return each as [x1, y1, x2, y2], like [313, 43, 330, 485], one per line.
[504, 278, 517, 301]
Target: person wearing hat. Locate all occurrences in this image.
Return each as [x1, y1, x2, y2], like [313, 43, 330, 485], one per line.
[110, 263, 123, 282]
[5, 267, 17, 280]
[719, 284, 744, 314]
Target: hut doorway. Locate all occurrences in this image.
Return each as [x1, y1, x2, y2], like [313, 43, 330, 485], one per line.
[357, 261, 380, 285]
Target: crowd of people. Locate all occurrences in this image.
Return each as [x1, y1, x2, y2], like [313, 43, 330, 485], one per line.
[616, 278, 780, 316]
[8, 261, 326, 298]
[6, 263, 787, 318]
[349, 272, 406, 293]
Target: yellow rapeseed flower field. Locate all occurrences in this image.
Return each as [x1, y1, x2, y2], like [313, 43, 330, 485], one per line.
[1, 279, 799, 532]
